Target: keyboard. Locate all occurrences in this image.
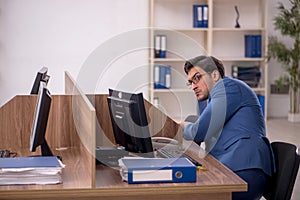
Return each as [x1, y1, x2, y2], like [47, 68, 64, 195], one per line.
[156, 148, 202, 167]
[0, 149, 11, 158]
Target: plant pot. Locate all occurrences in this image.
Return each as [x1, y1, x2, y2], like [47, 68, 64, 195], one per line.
[270, 84, 289, 94]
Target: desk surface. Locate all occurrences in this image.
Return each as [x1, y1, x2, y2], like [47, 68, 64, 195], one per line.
[0, 143, 247, 200]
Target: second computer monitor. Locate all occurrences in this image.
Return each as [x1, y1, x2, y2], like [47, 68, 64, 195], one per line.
[107, 88, 154, 157]
[30, 81, 53, 156]
[30, 67, 50, 95]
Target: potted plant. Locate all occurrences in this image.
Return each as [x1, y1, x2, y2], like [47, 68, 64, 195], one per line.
[271, 75, 290, 94]
[268, 0, 300, 122]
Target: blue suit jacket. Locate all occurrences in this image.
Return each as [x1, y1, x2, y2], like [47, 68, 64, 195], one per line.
[184, 77, 275, 176]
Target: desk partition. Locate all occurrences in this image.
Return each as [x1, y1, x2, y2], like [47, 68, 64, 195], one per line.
[0, 71, 247, 200]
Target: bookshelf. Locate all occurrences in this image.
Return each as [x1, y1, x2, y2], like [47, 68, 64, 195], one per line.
[148, 0, 269, 120]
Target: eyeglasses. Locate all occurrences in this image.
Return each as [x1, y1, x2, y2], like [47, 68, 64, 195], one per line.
[186, 72, 207, 86]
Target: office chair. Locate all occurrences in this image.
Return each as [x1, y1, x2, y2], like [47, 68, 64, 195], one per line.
[263, 141, 300, 200]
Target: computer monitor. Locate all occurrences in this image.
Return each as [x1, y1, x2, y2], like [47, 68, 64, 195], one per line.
[107, 88, 154, 157]
[30, 67, 50, 94]
[30, 81, 53, 156]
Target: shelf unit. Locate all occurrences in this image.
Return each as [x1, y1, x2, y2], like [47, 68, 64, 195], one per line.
[148, 0, 268, 121]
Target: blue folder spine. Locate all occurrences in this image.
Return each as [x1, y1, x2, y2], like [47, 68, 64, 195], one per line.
[154, 35, 161, 58]
[193, 5, 202, 28]
[193, 5, 208, 28]
[125, 158, 197, 184]
[154, 65, 171, 89]
[255, 35, 262, 57]
[202, 5, 208, 28]
[160, 35, 167, 58]
[245, 34, 262, 58]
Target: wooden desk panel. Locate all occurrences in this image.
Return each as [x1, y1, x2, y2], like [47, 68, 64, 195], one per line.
[0, 94, 95, 191]
[0, 95, 78, 150]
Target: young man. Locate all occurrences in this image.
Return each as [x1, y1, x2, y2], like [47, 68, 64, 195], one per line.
[182, 55, 275, 200]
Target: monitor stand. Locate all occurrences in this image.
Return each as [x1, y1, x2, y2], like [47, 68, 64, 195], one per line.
[41, 140, 53, 156]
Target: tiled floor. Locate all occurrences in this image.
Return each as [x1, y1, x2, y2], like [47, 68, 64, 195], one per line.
[266, 118, 300, 200]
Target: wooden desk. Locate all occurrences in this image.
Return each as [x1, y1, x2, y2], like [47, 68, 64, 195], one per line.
[0, 72, 247, 200]
[0, 144, 246, 200]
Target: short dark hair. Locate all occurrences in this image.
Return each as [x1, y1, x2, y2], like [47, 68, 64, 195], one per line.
[184, 56, 225, 78]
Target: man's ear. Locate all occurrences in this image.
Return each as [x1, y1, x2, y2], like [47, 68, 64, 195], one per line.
[212, 70, 220, 82]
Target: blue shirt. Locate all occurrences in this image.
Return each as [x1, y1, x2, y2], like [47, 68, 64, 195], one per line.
[184, 77, 275, 176]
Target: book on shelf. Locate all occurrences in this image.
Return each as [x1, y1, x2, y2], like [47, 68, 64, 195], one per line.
[244, 35, 262, 58]
[154, 65, 171, 89]
[154, 34, 167, 58]
[257, 95, 265, 116]
[193, 5, 208, 28]
[0, 156, 64, 185]
[231, 65, 261, 88]
[119, 157, 197, 184]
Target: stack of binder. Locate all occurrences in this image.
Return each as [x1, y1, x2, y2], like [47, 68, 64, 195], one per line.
[0, 156, 64, 185]
[118, 157, 196, 184]
[244, 35, 262, 58]
[154, 65, 171, 89]
[193, 5, 208, 28]
[232, 65, 261, 88]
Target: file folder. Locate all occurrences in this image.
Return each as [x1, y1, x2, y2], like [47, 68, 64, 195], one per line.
[245, 35, 262, 58]
[193, 5, 208, 28]
[254, 35, 262, 57]
[0, 156, 62, 168]
[0, 156, 64, 185]
[202, 5, 208, 28]
[154, 35, 161, 58]
[154, 65, 171, 89]
[160, 35, 167, 58]
[119, 157, 196, 184]
[193, 5, 202, 28]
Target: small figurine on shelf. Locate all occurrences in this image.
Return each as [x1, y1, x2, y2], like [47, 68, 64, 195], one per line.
[234, 5, 240, 28]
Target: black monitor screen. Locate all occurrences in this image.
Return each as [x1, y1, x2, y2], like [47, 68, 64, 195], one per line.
[30, 81, 53, 156]
[107, 88, 154, 157]
[30, 67, 50, 94]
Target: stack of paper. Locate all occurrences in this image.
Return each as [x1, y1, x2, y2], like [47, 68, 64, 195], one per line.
[119, 157, 196, 184]
[0, 156, 64, 185]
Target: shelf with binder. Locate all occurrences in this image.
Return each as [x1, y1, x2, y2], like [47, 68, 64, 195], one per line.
[149, 0, 269, 119]
[150, 0, 209, 29]
[152, 62, 192, 91]
[211, 31, 264, 58]
[152, 29, 207, 59]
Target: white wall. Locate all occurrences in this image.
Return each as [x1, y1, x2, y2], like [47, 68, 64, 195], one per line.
[0, 0, 149, 106]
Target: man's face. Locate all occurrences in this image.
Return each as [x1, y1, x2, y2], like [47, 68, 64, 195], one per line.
[187, 67, 213, 101]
